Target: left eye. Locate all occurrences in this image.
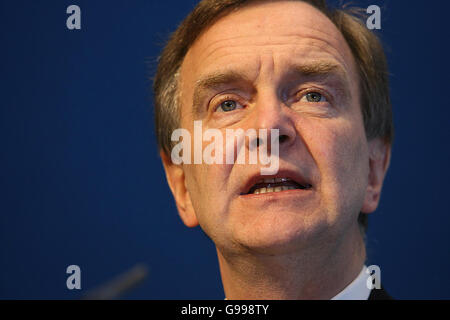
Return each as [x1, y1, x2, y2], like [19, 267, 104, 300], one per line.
[301, 92, 327, 103]
[216, 100, 243, 112]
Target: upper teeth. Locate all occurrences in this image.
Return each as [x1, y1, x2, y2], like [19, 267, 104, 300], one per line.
[257, 177, 290, 184]
[250, 177, 302, 195]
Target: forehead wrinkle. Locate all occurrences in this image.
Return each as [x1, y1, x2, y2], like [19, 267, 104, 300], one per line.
[192, 3, 349, 62]
[196, 34, 353, 77]
[199, 29, 345, 57]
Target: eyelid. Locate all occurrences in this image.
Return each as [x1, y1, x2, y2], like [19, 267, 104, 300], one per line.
[211, 94, 246, 112]
[295, 87, 332, 103]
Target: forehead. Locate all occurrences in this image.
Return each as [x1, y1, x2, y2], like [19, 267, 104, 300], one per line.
[180, 1, 358, 110]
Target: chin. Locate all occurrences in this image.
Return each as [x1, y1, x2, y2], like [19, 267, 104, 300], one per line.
[229, 211, 331, 255]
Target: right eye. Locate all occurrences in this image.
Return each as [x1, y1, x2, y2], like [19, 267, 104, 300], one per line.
[301, 91, 327, 103]
[216, 100, 244, 112]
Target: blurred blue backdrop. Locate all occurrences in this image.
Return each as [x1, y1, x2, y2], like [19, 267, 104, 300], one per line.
[1, 0, 449, 299]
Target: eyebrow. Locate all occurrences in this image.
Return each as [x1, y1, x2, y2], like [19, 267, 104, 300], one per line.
[291, 61, 352, 100]
[292, 61, 347, 77]
[191, 61, 351, 115]
[192, 71, 252, 115]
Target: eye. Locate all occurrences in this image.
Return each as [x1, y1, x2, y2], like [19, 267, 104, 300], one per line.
[216, 99, 243, 112]
[301, 92, 327, 103]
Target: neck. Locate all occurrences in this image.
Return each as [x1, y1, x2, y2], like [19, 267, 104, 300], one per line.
[217, 224, 366, 300]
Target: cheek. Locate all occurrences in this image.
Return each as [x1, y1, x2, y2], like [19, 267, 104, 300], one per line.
[180, 117, 235, 218]
[183, 160, 233, 235]
[185, 164, 219, 208]
[302, 118, 369, 213]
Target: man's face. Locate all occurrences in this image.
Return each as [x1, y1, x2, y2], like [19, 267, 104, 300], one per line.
[175, 1, 374, 255]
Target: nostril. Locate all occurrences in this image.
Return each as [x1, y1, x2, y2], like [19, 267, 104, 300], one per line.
[256, 138, 263, 147]
[279, 134, 289, 144]
[249, 137, 263, 149]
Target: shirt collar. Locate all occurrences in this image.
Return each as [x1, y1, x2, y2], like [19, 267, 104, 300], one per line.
[331, 265, 372, 300]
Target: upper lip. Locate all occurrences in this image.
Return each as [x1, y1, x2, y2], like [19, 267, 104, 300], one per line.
[240, 169, 313, 195]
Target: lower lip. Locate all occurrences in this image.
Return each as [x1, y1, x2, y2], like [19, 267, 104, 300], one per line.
[239, 188, 313, 200]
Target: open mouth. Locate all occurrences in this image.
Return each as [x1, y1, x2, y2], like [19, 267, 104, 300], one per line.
[244, 177, 312, 195]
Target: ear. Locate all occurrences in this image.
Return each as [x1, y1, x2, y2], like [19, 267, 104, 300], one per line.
[160, 150, 199, 228]
[361, 138, 391, 214]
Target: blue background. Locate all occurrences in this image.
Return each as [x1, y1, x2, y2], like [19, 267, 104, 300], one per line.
[1, 0, 449, 299]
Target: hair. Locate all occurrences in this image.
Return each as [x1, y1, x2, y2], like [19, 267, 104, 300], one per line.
[152, 0, 394, 234]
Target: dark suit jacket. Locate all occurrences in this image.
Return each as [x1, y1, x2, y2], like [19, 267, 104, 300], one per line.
[368, 287, 393, 300]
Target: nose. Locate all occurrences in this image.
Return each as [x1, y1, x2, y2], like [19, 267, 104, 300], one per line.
[251, 88, 296, 149]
